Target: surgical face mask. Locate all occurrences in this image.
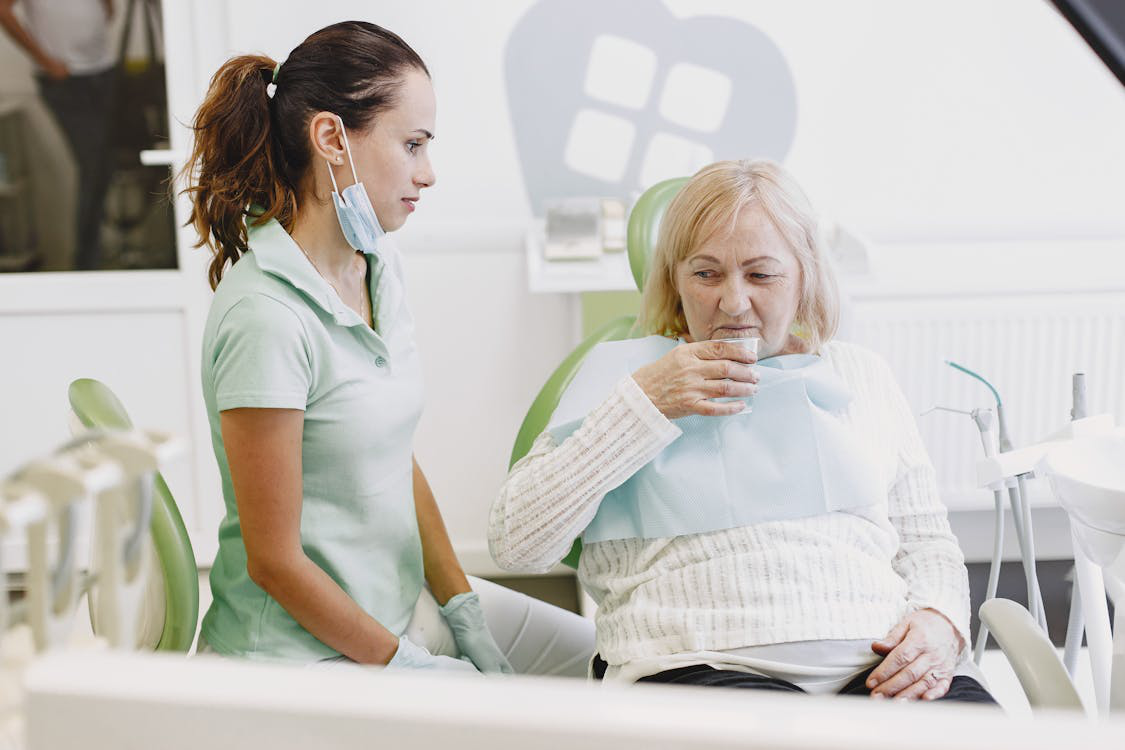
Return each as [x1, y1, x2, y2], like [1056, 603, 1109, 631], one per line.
[327, 117, 385, 253]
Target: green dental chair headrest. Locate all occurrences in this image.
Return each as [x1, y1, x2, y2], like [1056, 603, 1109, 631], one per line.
[510, 177, 688, 568]
[68, 378, 200, 652]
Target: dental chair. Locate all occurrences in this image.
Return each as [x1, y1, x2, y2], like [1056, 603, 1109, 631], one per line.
[980, 430, 1125, 715]
[67, 378, 199, 652]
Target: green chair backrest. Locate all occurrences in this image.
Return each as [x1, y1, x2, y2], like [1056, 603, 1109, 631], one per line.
[509, 177, 688, 569]
[627, 177, 689, 291]
[68, 378, 200, 652]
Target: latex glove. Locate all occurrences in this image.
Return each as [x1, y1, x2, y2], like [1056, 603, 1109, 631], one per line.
[867, 608, 965, 700]
[439, 592, 514, 674]
[387, 634, 479, 673]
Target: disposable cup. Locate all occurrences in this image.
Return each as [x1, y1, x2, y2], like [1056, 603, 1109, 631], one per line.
[713, 336, 759, 413]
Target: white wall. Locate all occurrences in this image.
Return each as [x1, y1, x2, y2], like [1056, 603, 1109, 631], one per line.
[2, 0, 1123, 574]
[218, 0, 1125, 239]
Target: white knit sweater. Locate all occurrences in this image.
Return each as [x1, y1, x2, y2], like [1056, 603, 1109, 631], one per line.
[488, 340, 971, 667]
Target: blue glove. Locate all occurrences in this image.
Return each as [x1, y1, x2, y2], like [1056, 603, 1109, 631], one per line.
[387, 634, 479, 673]
[439, 592, 514, 674]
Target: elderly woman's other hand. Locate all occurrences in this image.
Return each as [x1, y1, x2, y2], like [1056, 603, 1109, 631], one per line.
[866, 608, 965, 700]
[632, 340, 759, 420]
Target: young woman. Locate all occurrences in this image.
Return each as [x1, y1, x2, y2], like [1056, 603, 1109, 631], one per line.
[184, 20, 592, 672]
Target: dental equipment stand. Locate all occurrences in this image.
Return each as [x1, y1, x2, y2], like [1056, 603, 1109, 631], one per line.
[926, 360, 1050, 665]
[929, 362, 1113, 670]
[1, 429, 181, 651]
[947, 361, 1047, 632]
[956, 365, 1117, 712]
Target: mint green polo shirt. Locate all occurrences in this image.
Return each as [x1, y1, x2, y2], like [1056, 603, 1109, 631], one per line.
[199, 217, 425, 662]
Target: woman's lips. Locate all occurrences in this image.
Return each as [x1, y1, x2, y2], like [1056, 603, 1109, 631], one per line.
[402, 198, 417, 212]
[714, 326, 756, 337]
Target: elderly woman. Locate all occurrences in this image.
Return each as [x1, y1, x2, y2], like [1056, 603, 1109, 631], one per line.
[489, 160, 994, 703]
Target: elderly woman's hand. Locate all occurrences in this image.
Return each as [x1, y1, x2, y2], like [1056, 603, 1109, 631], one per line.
[866, 608, 965, 700]
[632, 340, 758, 420]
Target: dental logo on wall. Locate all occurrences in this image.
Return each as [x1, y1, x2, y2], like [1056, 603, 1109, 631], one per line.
[505, 0, 798, 215]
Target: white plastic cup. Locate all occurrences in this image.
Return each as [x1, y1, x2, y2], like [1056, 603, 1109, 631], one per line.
[713, 336, 759, 413]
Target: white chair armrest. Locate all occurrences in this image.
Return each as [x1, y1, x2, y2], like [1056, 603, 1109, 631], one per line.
[979, 598, 1084, 712]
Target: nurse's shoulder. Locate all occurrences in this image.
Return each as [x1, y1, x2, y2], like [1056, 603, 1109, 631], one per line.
[205, 250, 308, 343]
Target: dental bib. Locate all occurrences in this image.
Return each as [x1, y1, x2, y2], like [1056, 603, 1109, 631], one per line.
[547, 336, 885, 543]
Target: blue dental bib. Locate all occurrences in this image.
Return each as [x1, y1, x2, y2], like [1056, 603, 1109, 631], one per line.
[547, 336, 884, 543]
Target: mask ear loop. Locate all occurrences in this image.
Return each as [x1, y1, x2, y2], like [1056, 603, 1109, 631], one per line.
[325, 116, 358, 196]
[325, 158, 341, 195]
[337, 116, 359, 185]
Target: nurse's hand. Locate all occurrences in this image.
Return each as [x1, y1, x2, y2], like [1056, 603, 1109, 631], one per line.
[41, 56, 69, 81]
[387, 634, 479, 673]
[632, 340, 758, 419]
[866, 608, 965, 700]
[440, 592, 515, 675]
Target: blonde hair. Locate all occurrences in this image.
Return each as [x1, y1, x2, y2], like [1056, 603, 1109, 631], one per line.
[639, 159, 839, 352]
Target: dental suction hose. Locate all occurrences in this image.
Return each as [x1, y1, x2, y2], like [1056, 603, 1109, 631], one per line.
[1061, 373, 1087, 676]
[945, 360, 1047, 633]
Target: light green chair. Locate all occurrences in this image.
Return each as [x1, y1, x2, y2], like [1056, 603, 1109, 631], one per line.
[509, 178, 688, 568]
[68, 378, 200, 652]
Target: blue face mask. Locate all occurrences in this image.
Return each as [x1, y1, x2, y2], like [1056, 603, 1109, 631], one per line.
[327, 117, 385, 254]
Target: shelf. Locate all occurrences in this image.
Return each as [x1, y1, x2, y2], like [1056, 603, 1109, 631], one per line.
[524, 219, 637, 294]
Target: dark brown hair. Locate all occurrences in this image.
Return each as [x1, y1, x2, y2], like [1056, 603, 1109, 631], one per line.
[181, 21, 429, 289]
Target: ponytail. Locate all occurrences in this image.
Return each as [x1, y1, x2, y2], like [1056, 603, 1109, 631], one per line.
[180, 55, 296, 290]
[181, 22, 429, 290]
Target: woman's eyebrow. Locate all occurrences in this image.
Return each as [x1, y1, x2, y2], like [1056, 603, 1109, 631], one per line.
[741, 255, 782, 267]
[411, 129, 434, 140]
[688, 254, 781, 265]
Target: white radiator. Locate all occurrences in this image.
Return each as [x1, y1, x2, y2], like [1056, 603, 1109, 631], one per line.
[847, 293, 1125, 512]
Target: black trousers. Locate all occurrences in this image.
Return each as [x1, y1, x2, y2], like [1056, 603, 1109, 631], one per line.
[37, 69, 118, 270]
[593, 655, 998, 705]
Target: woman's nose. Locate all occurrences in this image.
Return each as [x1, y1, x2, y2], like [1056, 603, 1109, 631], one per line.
[415, 155, 436, 189]
[718, 279, 752, 316]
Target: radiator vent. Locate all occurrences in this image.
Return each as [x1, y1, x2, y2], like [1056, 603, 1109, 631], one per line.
[849, 295, 1125, 510]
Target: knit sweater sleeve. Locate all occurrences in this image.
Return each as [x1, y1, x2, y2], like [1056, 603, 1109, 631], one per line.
[873, 355, 972, 648]
[488, 376, 681, 573]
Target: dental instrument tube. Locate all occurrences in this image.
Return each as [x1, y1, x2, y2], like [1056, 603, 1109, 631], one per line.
[1062, 574, 1084, 676]
[1007, 485, 1040, 623]
[946, 361, 1012, 451]
[946, 360, 1046, 634]
[50, 504, 78, 613]
[1016, 474, 1048, 629]
[973, 488, 1007, 664]
[1062, 372, 1088, 676]
[970, 408, 1003, 664]
[122, 472, 155, 569]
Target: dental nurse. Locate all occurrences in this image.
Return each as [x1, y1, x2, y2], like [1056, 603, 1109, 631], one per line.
[182, 21, 529, 670]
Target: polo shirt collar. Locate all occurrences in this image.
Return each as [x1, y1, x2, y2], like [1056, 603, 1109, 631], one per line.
[247, 216, 374, 330]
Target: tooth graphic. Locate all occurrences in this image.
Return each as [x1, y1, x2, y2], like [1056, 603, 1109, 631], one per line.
[505, 0, 798, 214]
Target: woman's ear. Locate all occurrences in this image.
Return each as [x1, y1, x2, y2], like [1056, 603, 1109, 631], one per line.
[308, 111, 346, 165]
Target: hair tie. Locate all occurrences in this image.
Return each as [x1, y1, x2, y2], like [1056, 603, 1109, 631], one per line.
[265, 61, 282, 99]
